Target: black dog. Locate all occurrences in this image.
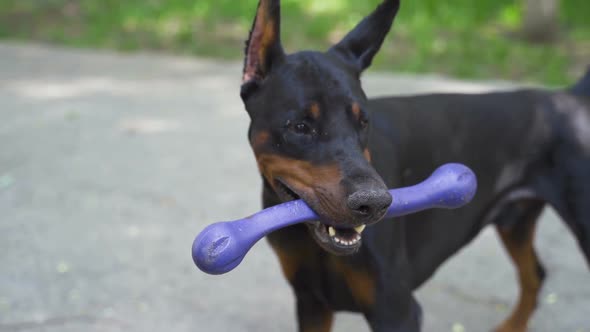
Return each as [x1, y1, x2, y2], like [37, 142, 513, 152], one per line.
[239, 0, 590, 330]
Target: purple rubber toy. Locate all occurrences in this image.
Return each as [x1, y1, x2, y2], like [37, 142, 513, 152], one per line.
[193, 163, 477, 275]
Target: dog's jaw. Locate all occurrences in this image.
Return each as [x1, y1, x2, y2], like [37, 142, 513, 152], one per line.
[273, 178, 367, 255]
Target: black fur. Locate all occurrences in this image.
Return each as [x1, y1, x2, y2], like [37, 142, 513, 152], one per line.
[240, 0, 590, 331]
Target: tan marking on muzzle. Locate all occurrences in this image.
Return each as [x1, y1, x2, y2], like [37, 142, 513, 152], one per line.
[257, 154, 341, 191]
[256, 154, 347, 218]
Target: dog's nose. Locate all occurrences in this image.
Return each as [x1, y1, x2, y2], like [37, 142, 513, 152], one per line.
[346, 190, 392, 221]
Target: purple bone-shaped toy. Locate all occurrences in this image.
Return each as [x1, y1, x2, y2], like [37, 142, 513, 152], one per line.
[193, 163, 477, 275]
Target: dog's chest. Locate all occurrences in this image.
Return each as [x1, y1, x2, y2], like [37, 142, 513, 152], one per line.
[268, 228, 374, 312]
[322, 255, 376, 312]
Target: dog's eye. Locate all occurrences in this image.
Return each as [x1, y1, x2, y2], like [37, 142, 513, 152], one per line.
[289, 122, 314, 135]
[294, 123, 309, 134]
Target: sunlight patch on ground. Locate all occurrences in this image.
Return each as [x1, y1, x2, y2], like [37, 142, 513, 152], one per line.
[118, 117, 181, 134]
[8, 78, 127, 100]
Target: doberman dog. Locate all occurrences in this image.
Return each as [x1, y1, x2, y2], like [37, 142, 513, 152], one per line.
[239, 0, 590, 331]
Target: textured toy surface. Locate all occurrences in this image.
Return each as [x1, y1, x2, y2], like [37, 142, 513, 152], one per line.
[192, 163, 477, 275]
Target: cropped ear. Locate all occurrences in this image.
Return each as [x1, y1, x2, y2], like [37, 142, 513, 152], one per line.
[329, 0, 400, 72]
[242, 0, 285, 91]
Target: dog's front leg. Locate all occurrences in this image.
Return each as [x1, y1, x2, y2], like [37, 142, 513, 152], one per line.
[294, 288, 334, 332]
[362, 221, 423, 332]
[268, 230, 334, 332]
[266, 225, 333, 332]
[365, 281, 422, 332]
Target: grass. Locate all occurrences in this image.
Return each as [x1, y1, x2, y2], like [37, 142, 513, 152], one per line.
[0, 0, 589, 86]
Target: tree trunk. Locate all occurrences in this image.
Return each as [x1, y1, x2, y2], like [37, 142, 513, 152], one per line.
[522, 0, 559, 43]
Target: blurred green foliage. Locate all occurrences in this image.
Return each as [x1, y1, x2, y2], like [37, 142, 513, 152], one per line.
[0, 0, 589, 85]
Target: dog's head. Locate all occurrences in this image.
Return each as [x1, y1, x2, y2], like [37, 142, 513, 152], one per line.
[241, 0, 400, 255]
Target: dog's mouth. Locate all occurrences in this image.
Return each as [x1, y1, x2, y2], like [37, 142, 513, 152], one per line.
[274, 179, 365, 255]
[306, 221, 365, 255]
[275, 179, 300, 201]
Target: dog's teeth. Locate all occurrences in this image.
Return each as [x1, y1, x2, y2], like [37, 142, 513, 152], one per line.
[328, 226, 336, 237]
[354, 225, 366, 234]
